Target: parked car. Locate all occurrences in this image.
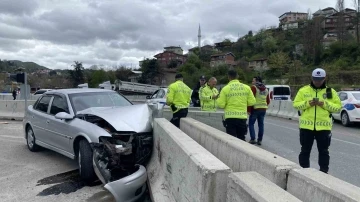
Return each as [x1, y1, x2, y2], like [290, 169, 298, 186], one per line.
[146, 88, 167, 105]
[23, 88, 154, 201]
[146, 87, 194, 107]
[266, 85, 292, 101]
[332, 90, 360, 126]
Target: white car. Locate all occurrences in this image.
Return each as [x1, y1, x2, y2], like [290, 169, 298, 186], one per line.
[146, 88, 167, 105]
[332, 91, 360, 126]
[146, 87, 194, 107]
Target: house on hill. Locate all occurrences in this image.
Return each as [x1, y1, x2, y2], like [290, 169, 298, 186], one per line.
[210, 52, 236, 68]
[279, 11, 308, 30]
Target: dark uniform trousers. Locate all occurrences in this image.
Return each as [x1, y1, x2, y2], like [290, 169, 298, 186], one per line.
[225, 118, 247, 141]
[299, 129, 332, 173]
[170, 108, 188, 128]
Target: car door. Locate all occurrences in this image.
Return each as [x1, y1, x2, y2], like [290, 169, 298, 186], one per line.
[333, 92, 347, 120]
[30, 95, 53, 143]
[46, 94, 73, 154]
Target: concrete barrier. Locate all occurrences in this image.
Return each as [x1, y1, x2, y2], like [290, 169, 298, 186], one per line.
[180, 118, 300, 189]
[147, 118, 232, 202]
[287, 168, 360, 202]
[277, 101, 289, 118]
[227, 172, 302, 202]
[268, 100, 281, 116]
[0, 100, 36, 120]
[0, 93, 41, 100]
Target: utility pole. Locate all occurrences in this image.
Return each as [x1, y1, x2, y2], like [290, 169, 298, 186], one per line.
[198, 24, 201, 54]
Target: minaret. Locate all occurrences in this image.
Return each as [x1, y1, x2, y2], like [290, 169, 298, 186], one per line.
[198, 24, 201, 53]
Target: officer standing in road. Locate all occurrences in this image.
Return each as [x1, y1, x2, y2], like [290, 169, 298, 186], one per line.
[293, 68, 341, 174]
[200, 77, 219, 112]
[166, 73, 192, 128]
[191, 75, 206, 107]
[217, 70, 256, 140]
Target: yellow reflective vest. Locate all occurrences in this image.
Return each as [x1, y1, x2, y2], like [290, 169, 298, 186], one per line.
[293, 85, 341, 131]
[254, 86, 269, 109]
[216, 80, 256, 119]
[200, 83, 219, 111]
[166, 80, 192, 113]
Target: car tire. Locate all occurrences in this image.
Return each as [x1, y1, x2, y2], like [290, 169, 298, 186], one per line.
[78, 139, 97, 184]
[341, 111, 351, 127]
[26, 126, 39, 152]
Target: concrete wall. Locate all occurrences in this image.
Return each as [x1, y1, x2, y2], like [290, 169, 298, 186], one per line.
[180, 117, 300, 189]
[147, 118, 232, 202]
[287, 168, 360, 202]
[0, 100, 36, 120]
[227, 172, 301, 202]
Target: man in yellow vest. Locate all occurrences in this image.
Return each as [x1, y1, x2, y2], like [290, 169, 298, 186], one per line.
[293, 68, 341, 173]
[166, 73, 192, 128]
[200, 77, 219, 112]
[217, 70, 256, 140]
[248, 76, 270, 145]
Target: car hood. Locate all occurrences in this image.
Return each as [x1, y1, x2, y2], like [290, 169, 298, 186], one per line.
[77, 104, 152, 133]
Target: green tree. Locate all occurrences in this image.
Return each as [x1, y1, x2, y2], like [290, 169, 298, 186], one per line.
[68, 61, 85, 87]
[268, 51, 290, 80]
[88, 69, 108, 88]
[138, 59, 162, 85]
[262, 36, 278, 55]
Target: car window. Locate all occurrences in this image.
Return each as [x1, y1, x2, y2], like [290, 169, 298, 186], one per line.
[151, 90, 159, 99]
[273, 87, 290, 95]
[157, 90, 165, 98]
[50, 95, 69, 115]
[352, 93, 360, 100]
[339, 93, 348, 101]
[34, 96, 52, 113]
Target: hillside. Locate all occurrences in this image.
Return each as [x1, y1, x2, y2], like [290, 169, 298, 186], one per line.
[0, 60, 49, 73]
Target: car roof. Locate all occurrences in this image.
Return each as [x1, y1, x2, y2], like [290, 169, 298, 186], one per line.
[43, 88, 114, 95]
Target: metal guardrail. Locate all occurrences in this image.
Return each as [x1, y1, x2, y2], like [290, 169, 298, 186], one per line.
[120, 81, 160, 94]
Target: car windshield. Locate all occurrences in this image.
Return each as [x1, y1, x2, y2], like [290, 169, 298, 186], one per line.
[69, 91, 132, 113]
[352, 93, 360, 100]
[273, 87, 290, 95]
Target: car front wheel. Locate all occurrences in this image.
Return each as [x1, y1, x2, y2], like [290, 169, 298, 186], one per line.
[78, 139, 97, 183]
[26, 126, 39, 152]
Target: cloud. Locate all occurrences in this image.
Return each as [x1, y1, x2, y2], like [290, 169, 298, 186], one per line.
[0, 0, 348, 69]
[0, 0, 39, 16]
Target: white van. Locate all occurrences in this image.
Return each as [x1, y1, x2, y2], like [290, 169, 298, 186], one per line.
[265, 85, 291, 101]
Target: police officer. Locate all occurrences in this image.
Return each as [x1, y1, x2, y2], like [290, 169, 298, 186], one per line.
[293, 68, 341, 173]
[191, 75, 206, 107]
[166, 73, 192, 128]
[200, 77, 219, 112]
[217, 70, 256, 140]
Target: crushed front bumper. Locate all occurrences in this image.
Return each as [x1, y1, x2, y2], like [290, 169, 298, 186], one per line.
[93, 161, 147, 202]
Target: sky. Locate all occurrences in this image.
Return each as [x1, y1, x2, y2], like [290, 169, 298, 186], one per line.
[0, 0, 356, 70]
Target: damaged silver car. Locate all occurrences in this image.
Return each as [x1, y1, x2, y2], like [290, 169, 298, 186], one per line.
[23, 88, 157, 201]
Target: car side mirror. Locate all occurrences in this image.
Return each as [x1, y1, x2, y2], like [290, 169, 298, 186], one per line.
[146, 95, 151, 99]
[55, 112, 74, 120]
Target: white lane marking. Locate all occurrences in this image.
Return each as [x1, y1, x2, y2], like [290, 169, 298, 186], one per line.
[0, 135, 23, 139]
[265, 121, 360, 147]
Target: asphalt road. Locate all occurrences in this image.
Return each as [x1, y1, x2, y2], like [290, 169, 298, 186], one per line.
[197, 115, 360, 187]
[0, 121, 151, 202]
